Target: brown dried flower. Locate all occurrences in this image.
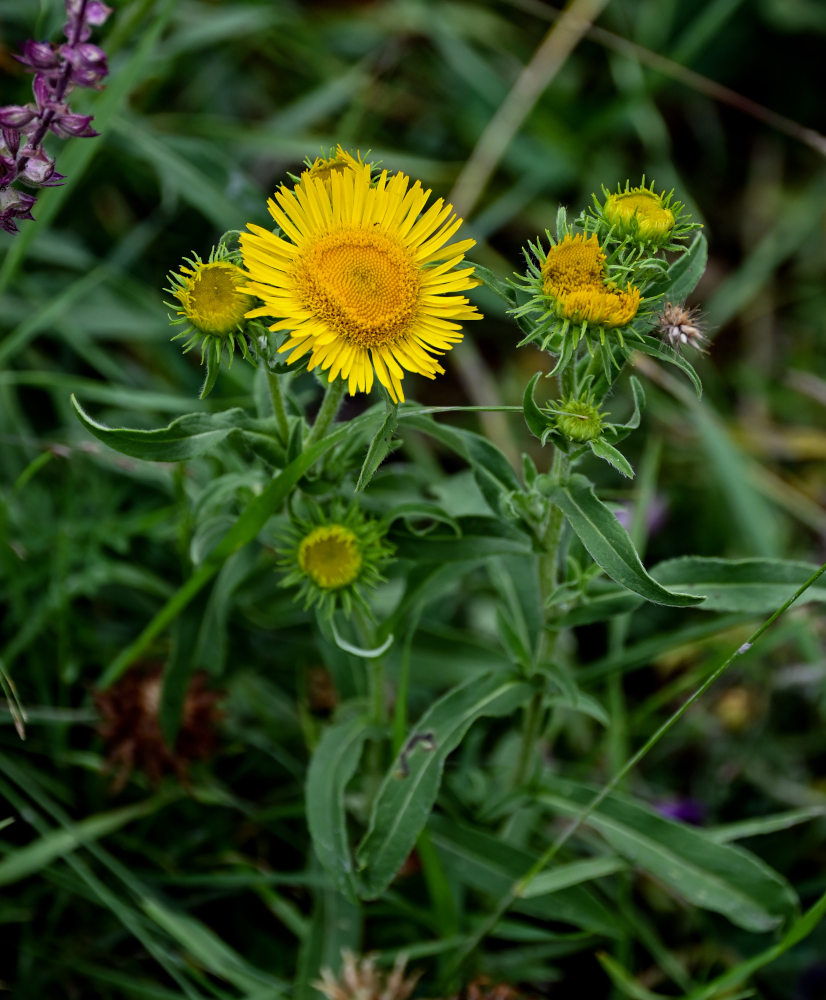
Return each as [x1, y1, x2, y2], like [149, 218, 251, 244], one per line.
[657, 301, 707, 353]
[314, 951, 420, 1000]
[95, 663, 222, 793]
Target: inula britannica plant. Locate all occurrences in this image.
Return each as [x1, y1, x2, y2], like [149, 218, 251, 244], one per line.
[6, 3, 826, 996]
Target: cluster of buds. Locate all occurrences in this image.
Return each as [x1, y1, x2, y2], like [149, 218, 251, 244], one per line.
[0, 0, 111, 234]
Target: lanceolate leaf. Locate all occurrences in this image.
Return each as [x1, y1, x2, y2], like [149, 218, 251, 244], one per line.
[355, 673, 534, 898]
[427, 813, 621, 938]
[72, 398, 286, 464]
[544, 475, 702, 607]
[355, 402, 399, 492]
[650, 556, 826, 612]
[635, 335, 703, 398]
[306, 715, 374, 899]
[659, 231, 708, 303]
[537, 779, 797, 933]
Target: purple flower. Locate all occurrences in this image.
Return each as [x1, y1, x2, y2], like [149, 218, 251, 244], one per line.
[656, 798, 706, 825]
[0, 0, 111, 234]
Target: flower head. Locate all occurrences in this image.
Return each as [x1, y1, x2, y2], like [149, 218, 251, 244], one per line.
[315, 951, 419, 1000]
[554, 393, 606, 442]
[657, 301, 707, 352]
[592, 180, 701, 250]
[278, 504, 393, 617]
[95, 664, 223, 794]
[241, 161, 482, 403]
[513, 231, 643, 364]
[299, 145, 367, 187]
[166, 242, 256, 385]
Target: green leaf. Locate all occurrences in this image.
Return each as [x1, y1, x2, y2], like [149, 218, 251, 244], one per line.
[650, 557, 826, 612]
[355, 402, 399, 492]
[0, 800, 159, 887]
[683, 888, 826, 1000]
[650, 231, 708, 302]
[588, 438, 634, 479]
[141, 896, 286, 993]
[523, 372, 550, 440]
[399, 411, 522, 516]
[355, 673, 534, 898]
[306, 714, 373, 899]
[537, 779, 797, 932]
[544, 476, 702, 607]
[427, 814, 620, 937]
[635, 335, 703, 398]
[72, 398, 269, 463]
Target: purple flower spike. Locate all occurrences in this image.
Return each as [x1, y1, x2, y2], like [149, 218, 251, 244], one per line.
[0, 0, 110, 234]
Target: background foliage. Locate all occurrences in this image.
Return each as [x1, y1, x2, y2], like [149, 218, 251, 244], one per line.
[2, 0, 826, 997]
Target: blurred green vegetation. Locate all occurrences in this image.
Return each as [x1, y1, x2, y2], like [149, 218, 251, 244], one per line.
[2, 0, 826, 997]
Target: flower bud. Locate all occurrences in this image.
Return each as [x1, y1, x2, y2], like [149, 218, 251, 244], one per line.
[0, 105, 38, 129]
[50, 111, 98, 137]
[20, 148, 64, 186]
[555, 395, 605, 442]
[14, 40, 61, 71]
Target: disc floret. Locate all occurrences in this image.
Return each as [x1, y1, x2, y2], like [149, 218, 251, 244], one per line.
[165, 241, 256, 372]
[278, 504, 393, 618]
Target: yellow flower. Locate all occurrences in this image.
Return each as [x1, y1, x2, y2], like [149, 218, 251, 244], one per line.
[554, 282, 641, 327]
[165, 245, 256, 395]
[541, 233, 606, 296]
[170, 259, 252, 338]
[241, 163, 481, 403]
[298, 524, 363, 590]
[279, 504, 393, 617]
[541, 233, 640, 328]
[602, 185, 675, 243]
[300, 145, 365, 187]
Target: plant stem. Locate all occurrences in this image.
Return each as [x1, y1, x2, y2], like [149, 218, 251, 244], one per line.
[266, 369, 290, 442]
[304, 378, 347, 449]
[513, 447, 570, 786]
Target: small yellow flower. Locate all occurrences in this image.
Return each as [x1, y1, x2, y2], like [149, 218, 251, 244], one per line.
[165, 244, 256, 392]
[172, 260, 253, 337]
[541, 233, 641, 329]
[279, 504, 393, 617]
[300, 145, 365, 187]
[298, 525, 363, 590]
[603, 185, 675, 242]
[241, 161, 481, 403]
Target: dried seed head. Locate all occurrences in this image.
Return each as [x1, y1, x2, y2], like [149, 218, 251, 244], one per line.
[95, 663, 223, 793]
[657, 301, 707, 352]
[314, 951, 420, 1000]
